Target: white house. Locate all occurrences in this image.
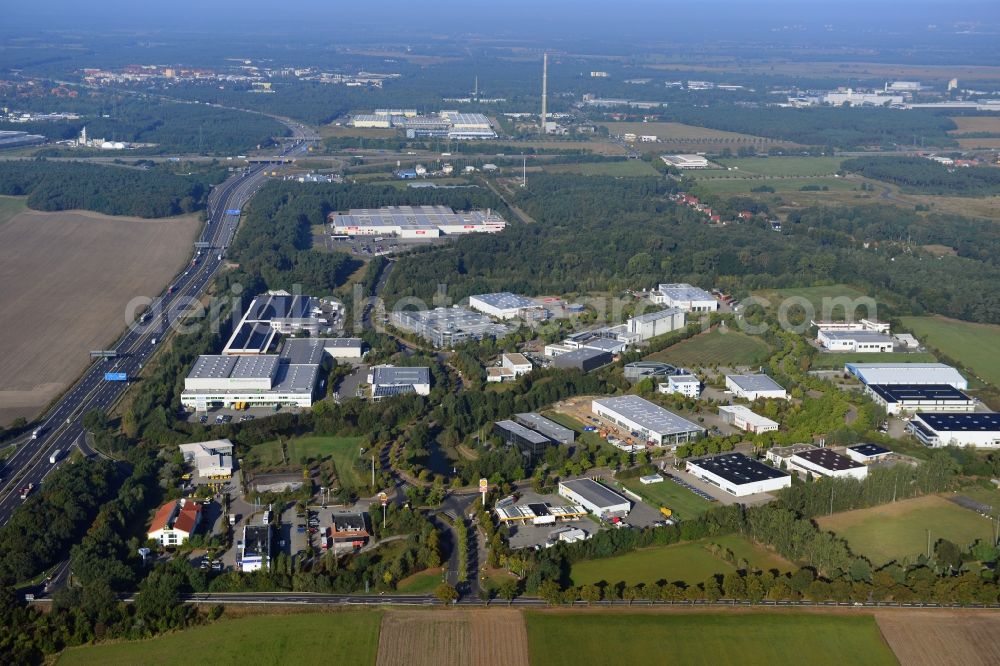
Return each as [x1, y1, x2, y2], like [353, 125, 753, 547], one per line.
[147, 499, 203, 547]
[501, 353, 532, 376]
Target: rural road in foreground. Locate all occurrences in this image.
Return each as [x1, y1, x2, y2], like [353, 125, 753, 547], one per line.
[0, 133, 313, 526]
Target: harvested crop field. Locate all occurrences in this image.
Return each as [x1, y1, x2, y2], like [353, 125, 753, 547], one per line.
[875, 610, 1000, 666]
[949, 116, 1000, 134]
[0, 203, 200, 425]
[376, 609, 528, 666]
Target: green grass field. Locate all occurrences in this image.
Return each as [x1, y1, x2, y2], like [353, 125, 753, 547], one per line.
[249, 436, 367, 489]
[901, 315, 1000, 388]
[57, 612, 382, 666]
[544, 160, 658, 177]
[711, 156, 844, 177]
[0, 195, 26, 225]
[525, 613, 897, 666]
[810, 351, 938, 369]
[645, 329, 771, 367]
[570, 535, 791, 587]
[816, 495, 995, 565]
[619, 477, 713, 521]
[396, 568, 444, 593]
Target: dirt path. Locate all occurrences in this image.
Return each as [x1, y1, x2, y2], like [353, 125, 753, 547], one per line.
[376, 609, 529, 666]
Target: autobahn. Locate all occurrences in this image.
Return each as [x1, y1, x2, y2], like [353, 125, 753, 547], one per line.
[0, 137, 312, 526]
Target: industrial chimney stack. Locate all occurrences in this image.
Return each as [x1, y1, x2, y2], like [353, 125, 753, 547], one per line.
[540, 53, 548, 135]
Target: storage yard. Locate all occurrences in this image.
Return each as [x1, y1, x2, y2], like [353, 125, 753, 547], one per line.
[0, 204, 201, 425]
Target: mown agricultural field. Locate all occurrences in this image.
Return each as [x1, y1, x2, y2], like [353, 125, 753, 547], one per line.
[900, 315, 1000, 388]
[58, 612, 382, 665]
[525, 612, 897, 666]
[816, 495, 995, 565]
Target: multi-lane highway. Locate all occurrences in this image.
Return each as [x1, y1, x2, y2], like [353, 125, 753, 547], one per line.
[0, 138, 312, 526]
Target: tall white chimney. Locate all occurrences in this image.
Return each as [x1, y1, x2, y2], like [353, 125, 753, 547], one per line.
[540, 53, 548, 135]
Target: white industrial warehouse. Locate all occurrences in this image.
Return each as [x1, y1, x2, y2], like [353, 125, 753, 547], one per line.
[329, 205, 506, 238]
[558, 478, 631, 517]
[651, 283, 719, 311]
[718, 404, 779, 434]
[787, 448, 868, 480]
[592, 394, 704, 446]
[468, 292, 543, 320]
[626, 307, 686, 341]
[368, 365, 431, 400]
[686, 453, 791, 497]
[908, 412, 1000, 448]
[845, 363, 968, 390]
[817, 330, 895, 353]
[726, 374, 788, 400]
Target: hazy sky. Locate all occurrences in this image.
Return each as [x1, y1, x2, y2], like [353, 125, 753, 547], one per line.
[5, 0, 998, 39]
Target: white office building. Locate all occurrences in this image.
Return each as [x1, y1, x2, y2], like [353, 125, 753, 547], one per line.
[726, 374, 788, 400]
[501, 353, 532, 376]
[660, 374, 701, 398]
[651, 283, 719, 312]
[181, 354, 321, 411]
[178, 439, 235, 479]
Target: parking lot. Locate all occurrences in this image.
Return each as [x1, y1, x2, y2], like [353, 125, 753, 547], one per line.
[182, 404, 299, 425]
[336, 363, 370, 401]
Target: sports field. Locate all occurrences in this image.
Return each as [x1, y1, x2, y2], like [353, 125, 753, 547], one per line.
[646, 329, 771, 367]
[525, 612, 897, 666]
[57, 611, 382, 665]
[249, 436, 367, 490]
[900, 315, 1000, 388]
[0, 200, 201, 426]
[619, 477, 713, 521]
[569, 535, 792, 587]
[816, 495, 995, 565]
[544, 160, 658, 177]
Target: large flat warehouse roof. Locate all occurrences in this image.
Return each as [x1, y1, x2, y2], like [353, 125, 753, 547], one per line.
[846, 363, 967, 387]
[688, 453, 789, 485]
[915, 412, 1000, 432]
[727, 374, 785, 393]
[593, 394, 703, 435]
[868, 384, 971, 404]
[560, 478, 629, 508]
[470, 292, 538, 310]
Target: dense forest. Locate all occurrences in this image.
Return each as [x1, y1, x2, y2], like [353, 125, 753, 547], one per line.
[381, 174, 1000, 323]
[0, 160, 214, 217]
[656, 106, 958, 149]
[0, 96, 286, 155]
[841, 156, 1000, 195]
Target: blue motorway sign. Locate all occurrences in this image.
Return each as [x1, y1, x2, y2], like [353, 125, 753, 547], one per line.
[225, 209, 241, 215]
[104, 372, 128, 381]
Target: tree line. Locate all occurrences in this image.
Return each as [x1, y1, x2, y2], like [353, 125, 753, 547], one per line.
[841, 156, 1000, 196]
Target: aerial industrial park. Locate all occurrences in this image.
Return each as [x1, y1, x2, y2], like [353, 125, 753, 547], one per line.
[2, 1, 1000, 664]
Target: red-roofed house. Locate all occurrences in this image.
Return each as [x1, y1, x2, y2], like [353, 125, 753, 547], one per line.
[738, 210, 753, 220]
[148, 499, 203, 546]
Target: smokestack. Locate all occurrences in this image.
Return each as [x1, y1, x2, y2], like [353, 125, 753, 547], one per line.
[540, 52, 548, 135]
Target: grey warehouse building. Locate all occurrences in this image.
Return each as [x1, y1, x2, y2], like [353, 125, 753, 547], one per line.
[494, 420, 553, 459]
[514, 412, 575, 444]
[551, 347, 613, 372]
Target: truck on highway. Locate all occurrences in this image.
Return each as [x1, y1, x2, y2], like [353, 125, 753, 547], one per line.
[19, 484, 34, 500]
[49, 449, 62, 464]
[31, 427, 43, 440]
